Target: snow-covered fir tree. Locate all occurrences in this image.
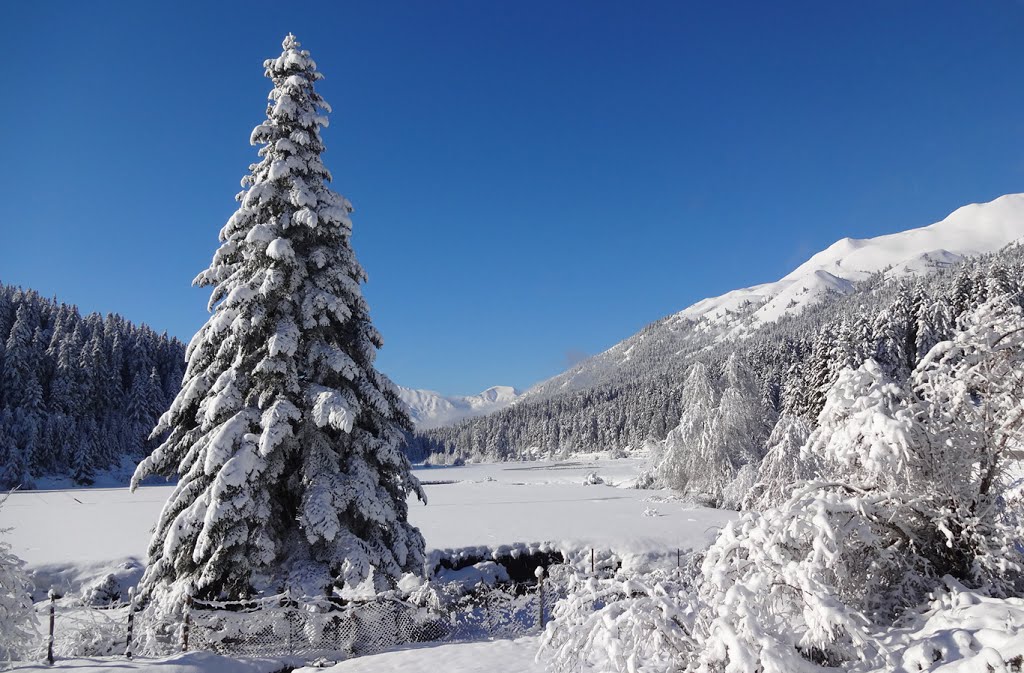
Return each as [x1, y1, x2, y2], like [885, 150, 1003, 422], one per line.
[131, 35, 425, 606]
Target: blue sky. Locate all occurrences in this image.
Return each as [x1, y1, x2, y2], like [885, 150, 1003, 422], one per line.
[2, 1, 1024, 395]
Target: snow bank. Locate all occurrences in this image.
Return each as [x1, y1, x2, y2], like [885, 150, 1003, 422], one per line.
[293, 637, 545, 673]
[8, 652, 300, 673]
[890, 583, 1024, 673]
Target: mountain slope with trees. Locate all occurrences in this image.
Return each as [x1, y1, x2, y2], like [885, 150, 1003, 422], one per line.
[0, 283, 184, 489]
[412, 195, 1024, 471]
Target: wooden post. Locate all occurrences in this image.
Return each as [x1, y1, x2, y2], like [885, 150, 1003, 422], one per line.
[535, 566, 545, 631]
[590, 548, 595, 574]
[125, 587, 135, 659]
[47, 589, 58, 665]
[677, 548, 681, 568]
[181, 596, 192, 652]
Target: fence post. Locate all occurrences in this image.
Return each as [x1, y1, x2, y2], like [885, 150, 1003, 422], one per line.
[535, 566, 545, 631]
[181, 596, 192, 652]
[676, 548, 680, 568]
[287, 607, 294, 657]
[46, 588, 60, 665]
[590, 548, 595, 575]
[125, 587, 135, 659]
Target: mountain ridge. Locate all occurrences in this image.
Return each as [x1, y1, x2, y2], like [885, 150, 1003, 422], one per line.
[398, 385, 522, 429]
[520, 193, 1024, 401]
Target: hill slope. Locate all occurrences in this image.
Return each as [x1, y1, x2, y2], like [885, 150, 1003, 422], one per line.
[525, 193, 1024, 400]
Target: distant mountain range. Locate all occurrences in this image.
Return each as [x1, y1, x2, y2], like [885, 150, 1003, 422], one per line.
[397, 385, 522, 429]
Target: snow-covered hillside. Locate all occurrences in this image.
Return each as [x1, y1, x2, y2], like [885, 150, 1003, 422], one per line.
[678, 193, 1024, 330]
[528, 193, 1024, 398]
[398, 385, 521, 429]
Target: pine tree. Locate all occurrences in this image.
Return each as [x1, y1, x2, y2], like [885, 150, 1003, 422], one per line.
[132, 35, 425, 606]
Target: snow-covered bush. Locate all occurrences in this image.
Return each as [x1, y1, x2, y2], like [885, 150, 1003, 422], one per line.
[694, 292, 1024, 671]
[540, 567, 701, 673]
[887, 578, 1024, 673]
[0, 498, 35, 661]
[545, 288, 1024, 673]
[696, 484, 922, 673]
[42, 604, 124, 659]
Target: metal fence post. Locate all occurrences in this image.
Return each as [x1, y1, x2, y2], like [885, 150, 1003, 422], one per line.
[182, 596, 192, 652]
[287, 608, 294, 657]
[46, 589, 59, 665]
[125, 587, 135, 659]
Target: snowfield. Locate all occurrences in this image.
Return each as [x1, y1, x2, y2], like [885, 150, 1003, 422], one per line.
[7, 642, 544, 673]
[5, 458, 1023, 673]
[1, 457, 732, 672]
[0, 457, 733, 598]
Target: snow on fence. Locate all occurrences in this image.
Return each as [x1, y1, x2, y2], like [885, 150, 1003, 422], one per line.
[31, 565, 573, 663]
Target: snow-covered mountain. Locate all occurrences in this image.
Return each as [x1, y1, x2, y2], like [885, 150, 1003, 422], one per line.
[527, 193, 1024, 398]
[676, 193, 1024, 332]
[398, 385, 522, 429]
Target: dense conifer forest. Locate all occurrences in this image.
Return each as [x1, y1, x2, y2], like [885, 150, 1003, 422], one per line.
[0, 284, 184, 488]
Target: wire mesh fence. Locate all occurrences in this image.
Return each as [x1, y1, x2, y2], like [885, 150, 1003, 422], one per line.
[34, 564, 575, 663]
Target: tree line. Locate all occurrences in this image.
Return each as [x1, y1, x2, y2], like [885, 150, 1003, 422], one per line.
[0, 284, 184, 487]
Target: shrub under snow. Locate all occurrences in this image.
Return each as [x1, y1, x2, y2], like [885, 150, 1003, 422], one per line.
[0, 498, 35, 661]
[541, 290, 1024, 673]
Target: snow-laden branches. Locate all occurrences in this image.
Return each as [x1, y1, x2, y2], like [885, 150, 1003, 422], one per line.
[130, 34, 424, 610]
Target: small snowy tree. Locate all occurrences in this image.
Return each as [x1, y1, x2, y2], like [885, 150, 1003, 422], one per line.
[540, 568, 700, 673]
[804, 358, 916, 489]
[0, 496, 35, 661]
[743, 414, 814, 510]
[907, 281, 1024, 589]
[657, 362, 717, 495]
[132, 35, 425, 607]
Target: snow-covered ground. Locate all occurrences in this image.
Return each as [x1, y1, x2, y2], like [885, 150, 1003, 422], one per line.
[0, 457, 732, 671]
[7, 641, 542, 673]
[0, 457, 732, 599]
[5, 457, 1024, 672]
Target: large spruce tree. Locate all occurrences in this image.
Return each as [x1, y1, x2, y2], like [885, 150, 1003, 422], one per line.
[132, 34, 424, 605]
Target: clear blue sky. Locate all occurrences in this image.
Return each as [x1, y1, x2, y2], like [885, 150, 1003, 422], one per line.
[2, 1, 1023, 395]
